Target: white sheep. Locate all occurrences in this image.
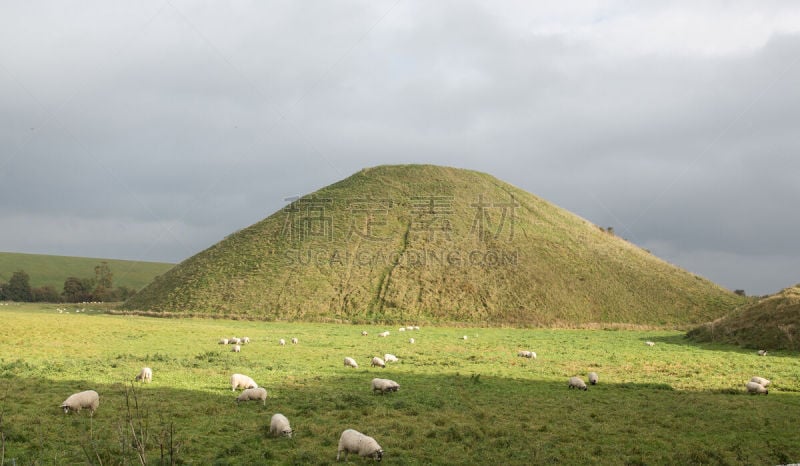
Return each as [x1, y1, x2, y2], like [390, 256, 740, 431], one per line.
[279, 338, 286, 346]
[645, 341, 655, 347]
[269, 413, 293, 437]
[291, 337, 298, 344]
[241, 336, 251, 344]
[61, 390, 100, 414]
[337, 429, 384, 462]
[408, 338, 415, 344]
[371, 378, 400, 394]
[568, 376, 588, 391]
[232, 344, 241, 352]
[134, 367, 153, 383]
[745, 381, 768, 395]
[371, 357, 386, 368]
[384, 354, 398, 363]
[230, 337, 241, 345]
[750, 376, 771, 387]
[757, 349, 767, 356]
[236, 387, 268, 405]
[230, 373, 258, 391]
[361, 331, 368, 336]
[588, 372, 598, 385]
[399, 327, 406, 332]
[218, 338, 229, 345]
[378, 331, 390, 337]
[344, 357, 359, 368]
[517, 350, 536, 359]
[462, 335, 468, 340]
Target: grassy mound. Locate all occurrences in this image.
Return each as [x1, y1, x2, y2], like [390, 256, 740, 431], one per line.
[123, 164, 745, 325]
[687, 285, 800, 350]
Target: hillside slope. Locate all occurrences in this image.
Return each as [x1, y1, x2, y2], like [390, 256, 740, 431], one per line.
[0, 252, 174, 292]
[123, 165, 745, 325]
[687, 285, 800, 350]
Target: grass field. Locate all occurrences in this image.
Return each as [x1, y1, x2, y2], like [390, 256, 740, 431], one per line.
[1, 303, 798, 465]
[0, 251, 174, 291]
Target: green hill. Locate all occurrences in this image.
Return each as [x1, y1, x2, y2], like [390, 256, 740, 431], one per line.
[123, 164, 746, 325]
[0, 251, 174, 292]
[687, 284, 800, 350]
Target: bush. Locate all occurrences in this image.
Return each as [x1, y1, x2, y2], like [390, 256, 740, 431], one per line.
[31, 285, 61, 302]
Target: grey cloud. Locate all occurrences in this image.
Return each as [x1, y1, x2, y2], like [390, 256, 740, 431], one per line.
[0, 1, 798, 295]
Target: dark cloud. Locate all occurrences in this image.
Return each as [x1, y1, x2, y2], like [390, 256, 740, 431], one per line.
[1, 1, 798, 295]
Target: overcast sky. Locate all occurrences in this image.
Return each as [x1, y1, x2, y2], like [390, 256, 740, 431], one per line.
[1, 1, 798, 296]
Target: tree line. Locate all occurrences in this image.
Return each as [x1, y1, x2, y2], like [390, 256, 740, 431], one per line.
[0, 262, 136, 302]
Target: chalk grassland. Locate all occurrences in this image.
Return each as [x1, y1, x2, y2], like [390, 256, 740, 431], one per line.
[124, 165, 746, 325]
[0, 251, 174, 290]
[1, 304, 798, 465]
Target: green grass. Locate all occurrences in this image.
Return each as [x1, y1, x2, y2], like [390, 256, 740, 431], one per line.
[1, 303, 798, 464]
[124, 164, 747, 325]
[0, 251, 174, 291]
[688, 284, 800, 350]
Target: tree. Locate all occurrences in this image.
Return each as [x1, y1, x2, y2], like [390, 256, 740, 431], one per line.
[107, 285, 137, 301]
[93, 262, 114, 301]
[62, 276, 95, 303]
[5, 270, 33, 302]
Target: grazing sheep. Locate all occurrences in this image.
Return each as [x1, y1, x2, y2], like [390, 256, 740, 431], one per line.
[568, 376, 588, 391]
[230, 373, 258, 391]
[337, 429, 384, 462]
[279, 338, 286, 346]
[219, 338, 229, 345]
[241, 336, 250, 344]
[462, 335, 468, 340]
[384, 354, 398, 363]
[236, 387, 268, 405]
[399, 327, 406, 332]
[645, 341, 655, 347]
[361, 331, 368, 336]
[269, 413, 293, 438]
[231, 344, 241, 352]
[230, 337, 241, 345]
[757, 349, 767, 356]
[517, 350, 536, 359]
[745, 381, 768, 395]
[378, 331, 390, 337]
[371, 378, 400, 394]
[61, 390, 100, 414]
[371, 357, 386, 368]
[134, 367, 153, 383]
[291, 337, 298, 344]
[344, 357, 359, 368]
[408, 338, 415, 344]
[588, 372, 598, 385]
[750, 376, 771, 387]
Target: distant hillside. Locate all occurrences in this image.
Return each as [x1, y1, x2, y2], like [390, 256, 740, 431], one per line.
[687, 285, 800, 350]
[124, 164, 746, 325]
[0, 252, 174, 292]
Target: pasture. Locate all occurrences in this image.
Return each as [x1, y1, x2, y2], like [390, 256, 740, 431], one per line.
[1, 302, 799, 465]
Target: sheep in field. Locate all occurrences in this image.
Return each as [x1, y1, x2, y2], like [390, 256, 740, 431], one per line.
[344, 357, 358, 368]
[61, 390, 100, 414]
[230, 373, 258, 391]
[337, 429, 383, 461]
[134, 367, 153, 383]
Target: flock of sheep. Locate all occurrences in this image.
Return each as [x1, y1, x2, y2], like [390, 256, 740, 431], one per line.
[56, 328, 776, 461]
